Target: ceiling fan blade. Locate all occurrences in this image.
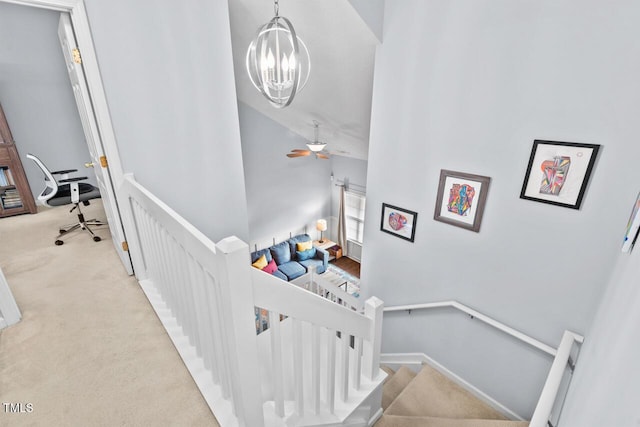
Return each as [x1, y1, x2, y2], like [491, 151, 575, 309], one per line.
[316, 153, 330, 160]
[287, 152, 311, 158]
[291, 149, 311, 153]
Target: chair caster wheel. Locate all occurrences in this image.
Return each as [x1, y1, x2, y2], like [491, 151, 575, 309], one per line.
[59, 229, 67, 234]
[93, 236, 101, 242]
[55, 240, 64, 246]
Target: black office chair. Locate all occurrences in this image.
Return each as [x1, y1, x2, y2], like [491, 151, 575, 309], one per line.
[26, 153, 105, 246]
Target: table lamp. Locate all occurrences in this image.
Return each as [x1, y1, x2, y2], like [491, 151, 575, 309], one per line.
[316, 219, 327, 243]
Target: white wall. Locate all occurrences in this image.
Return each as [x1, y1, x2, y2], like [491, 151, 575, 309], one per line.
[238, 102, 331, 245]
[84, 0, 249, 242]
[364, 0, 640, 418]
[0, 3, 96, 198]
[560, 245, 640, 427]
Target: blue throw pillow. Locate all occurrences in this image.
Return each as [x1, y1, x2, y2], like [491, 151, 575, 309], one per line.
[296, 247, 316, 261]
[288, 234, 311, 257]
[270, 241, 291, 265]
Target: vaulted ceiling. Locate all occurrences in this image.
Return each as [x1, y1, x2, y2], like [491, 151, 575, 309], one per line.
[228, 0, 381, 160]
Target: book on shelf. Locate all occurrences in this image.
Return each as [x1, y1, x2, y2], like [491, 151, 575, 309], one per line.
[1, 188, 23, 209]
[4, 168, 14, 186]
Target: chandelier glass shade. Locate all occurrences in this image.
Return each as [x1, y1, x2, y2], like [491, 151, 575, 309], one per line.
[246, 1, 311, 108]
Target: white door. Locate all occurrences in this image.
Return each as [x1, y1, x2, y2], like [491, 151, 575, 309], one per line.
[58, 13, 133, 275]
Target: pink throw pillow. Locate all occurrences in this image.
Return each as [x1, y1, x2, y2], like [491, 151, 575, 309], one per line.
[263, 259, 278, 274]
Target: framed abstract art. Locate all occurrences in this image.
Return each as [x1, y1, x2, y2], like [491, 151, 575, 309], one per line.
[433, 170, 491, 232]
[520, 140, 600, 209]
[380, 203, 418, 242]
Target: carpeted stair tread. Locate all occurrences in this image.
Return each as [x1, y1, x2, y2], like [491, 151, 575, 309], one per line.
[386, 364, 508, 420]
[382, 366, 418, 410]
[375, 415, 529, 427]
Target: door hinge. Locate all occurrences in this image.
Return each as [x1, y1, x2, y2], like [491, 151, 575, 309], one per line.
[72, 48, 82, 64]
[122, 241, 129, 252]
[100, 155, 108, 168]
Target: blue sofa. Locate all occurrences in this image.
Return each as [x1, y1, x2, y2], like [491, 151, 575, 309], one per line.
[250, 233, 328, 281]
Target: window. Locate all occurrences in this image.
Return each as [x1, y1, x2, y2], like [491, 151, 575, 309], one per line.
[345, 191, 366, 244]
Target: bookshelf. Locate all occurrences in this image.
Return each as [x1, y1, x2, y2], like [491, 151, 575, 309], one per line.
[0, 104, 36, 218]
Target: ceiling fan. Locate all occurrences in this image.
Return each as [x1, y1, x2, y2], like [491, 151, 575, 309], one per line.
[287, 121, 330, 160]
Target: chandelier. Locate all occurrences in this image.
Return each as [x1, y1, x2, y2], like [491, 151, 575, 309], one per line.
[245, 0, 311, 108]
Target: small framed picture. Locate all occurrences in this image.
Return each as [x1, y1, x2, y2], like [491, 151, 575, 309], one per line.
[380, 203, 418, 242]
[433, 170, 491, 233]
[520, 140, 600, 209]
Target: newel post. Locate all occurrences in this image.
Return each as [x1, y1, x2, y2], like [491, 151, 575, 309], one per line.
[215, 236, 264, 427]
[362, 296, 384, 380]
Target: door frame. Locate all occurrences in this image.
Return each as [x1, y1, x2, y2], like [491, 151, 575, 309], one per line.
[1, 0, 133, 273]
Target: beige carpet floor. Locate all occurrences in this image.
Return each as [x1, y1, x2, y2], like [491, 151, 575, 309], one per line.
[0, 200, 219, 426]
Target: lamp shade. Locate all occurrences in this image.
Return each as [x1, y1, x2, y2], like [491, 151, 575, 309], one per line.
[316, 219, 327, 232]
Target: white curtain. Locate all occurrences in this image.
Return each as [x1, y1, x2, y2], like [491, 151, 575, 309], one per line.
[338, 186, 348, 257]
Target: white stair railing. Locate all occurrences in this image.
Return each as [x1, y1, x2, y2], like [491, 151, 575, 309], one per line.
[252, 269, 384, 424]
[293, 269, 363, 313]
[119, 174, 386, 427]
[120, 174, 263, 427]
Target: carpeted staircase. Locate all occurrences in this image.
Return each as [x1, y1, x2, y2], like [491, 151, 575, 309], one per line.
[376, 365, 530, 427]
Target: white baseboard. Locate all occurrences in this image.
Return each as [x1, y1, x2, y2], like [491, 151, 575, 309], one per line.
[380, 352, 525, 421]
[367, 407, 383, 426]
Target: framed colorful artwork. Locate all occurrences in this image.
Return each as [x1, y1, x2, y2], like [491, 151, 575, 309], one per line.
[622, 191, 640, 253]
[433, 170, 491, 232]
[520, 140, 600, 209]
[380, 203, 418, 242]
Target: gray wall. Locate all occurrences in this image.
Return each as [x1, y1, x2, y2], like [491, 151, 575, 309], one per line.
[0, 3, 96, 200]
[238, 102, 331, 243]
[84, 0, 249, 242]
[560, 243, 640, 427]
[363, 0, 640, 417]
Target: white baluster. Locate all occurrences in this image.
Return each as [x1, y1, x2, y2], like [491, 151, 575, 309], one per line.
[269, 310, 285, 417]
[206, 272, 231, 398]
[293, 318, 304, 416]
[311, 324, 321, 414]
[340, 332, 350, 402]
[326, 327, 336, 414]
[186, 254, 206, 359]
[352, 336, 363, 390]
